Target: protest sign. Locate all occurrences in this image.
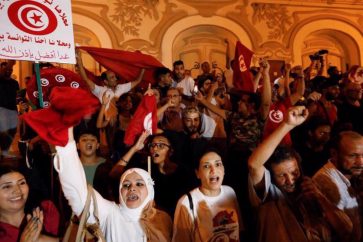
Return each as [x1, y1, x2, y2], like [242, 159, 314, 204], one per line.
[0, 0, 75, 64]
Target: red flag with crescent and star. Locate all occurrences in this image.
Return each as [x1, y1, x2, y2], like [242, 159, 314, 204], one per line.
[232, 41, 254, 92]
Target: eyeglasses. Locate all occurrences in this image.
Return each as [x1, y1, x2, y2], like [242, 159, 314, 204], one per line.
[167, 94, 180, 98]
[148, 142, 170, 149]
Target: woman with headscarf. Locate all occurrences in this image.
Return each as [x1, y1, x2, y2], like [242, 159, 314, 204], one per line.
[54, 127, 172, 242]
[109, 131, 196, 217]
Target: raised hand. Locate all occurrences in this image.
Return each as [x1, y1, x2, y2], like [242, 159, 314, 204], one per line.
[259, 58, 270, 73]
[194, 90, 205, 102]
[133, 131, 150, 151]
[285, 106, 308, 127]
[307, 91, 322, 102]
[284, 63, 291, 74]
[144, 83, 154, 96]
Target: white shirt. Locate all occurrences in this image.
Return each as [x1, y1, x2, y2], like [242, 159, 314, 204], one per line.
[54, 141, 170, 242]
[92, 82, 131, 103]
[173, 186, 241, 242]
[313, 161, 359, 210]
[176, 76, 195, 97]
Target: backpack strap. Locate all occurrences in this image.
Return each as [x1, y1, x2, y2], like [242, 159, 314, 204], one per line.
[187, 192, 194, 212]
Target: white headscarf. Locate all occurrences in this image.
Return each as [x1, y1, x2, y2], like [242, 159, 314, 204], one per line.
[119, 168, 155, 222]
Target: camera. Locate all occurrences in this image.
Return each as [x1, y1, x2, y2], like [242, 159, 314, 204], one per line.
[309, 49, 329, 61]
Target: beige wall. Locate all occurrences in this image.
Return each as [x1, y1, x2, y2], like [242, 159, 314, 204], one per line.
[8, 0, 363, 86]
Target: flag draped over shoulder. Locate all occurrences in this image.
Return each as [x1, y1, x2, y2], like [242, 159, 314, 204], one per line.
[21, 87, 100, 147]
[232, 41, 254, 92]
[78, 46, 165, 89]
[124, 95, 157, 146]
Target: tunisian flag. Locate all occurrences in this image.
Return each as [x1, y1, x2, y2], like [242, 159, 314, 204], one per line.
[124, 95, 158, 146]
[232, 41, 254, 92]
[78, 46, 164, 89]
[26, 67, 89, 108]
[21, 87, 100, 147]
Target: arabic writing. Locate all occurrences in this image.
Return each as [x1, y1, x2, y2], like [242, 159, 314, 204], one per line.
[42, 0, 69, 27]
[1, 45, 70, 60]
[0, 32, 72, 49]
[54, 4, 69, 27]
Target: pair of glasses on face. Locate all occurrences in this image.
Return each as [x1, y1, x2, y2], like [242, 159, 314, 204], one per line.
[167, 94, 180, 98]
[148, 142, 170, 149]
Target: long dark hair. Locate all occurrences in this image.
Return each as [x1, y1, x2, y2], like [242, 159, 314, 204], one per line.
[0, 162, 39, 215]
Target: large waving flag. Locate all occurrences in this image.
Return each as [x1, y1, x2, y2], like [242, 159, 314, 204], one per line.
[78, 46, 164, 89]
[124, 95, 157, 146]
[22, 87, 100, 146]
[26, 67, 89, 108]
[232, 41, 254, 92]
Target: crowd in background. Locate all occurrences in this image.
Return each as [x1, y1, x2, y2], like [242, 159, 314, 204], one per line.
[0, 40, 362, 242]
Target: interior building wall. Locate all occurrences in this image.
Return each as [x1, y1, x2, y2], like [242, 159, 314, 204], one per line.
[4, 0, 363, 86]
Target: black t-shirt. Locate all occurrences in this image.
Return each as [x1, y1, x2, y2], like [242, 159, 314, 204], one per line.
[337, 101, 363, 135]
[152, 163, 197, 217]
[0, 77, 19, 110]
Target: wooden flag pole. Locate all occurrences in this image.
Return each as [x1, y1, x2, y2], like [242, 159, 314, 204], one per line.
[148, 156, 151, 176]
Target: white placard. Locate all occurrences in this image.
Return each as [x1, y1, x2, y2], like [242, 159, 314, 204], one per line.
[0, 0, 75, 64]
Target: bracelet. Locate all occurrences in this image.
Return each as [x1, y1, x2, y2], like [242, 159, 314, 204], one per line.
[120, 158, 128, 165]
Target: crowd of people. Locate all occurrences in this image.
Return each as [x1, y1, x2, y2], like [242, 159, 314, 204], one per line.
[0, 39, 362, 242]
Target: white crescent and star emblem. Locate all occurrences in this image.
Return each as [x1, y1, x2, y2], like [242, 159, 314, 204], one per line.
[8, 1, 58, 35]
[238, 54, 247, 72]
[269, 110, 284, 123]
[143, 112, 153, 134]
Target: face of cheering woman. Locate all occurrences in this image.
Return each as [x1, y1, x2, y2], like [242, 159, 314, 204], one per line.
[119, 168, 154, 210]
[0, 167, 29, 220]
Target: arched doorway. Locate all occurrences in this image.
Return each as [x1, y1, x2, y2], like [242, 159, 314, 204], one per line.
[172, 25, 239, 78]
[301, 29, 359, 74]
[291, 19, 363, 69]
[161, 15, 253, 70]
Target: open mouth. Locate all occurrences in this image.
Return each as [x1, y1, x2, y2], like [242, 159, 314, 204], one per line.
[209, 176, 220, 183]
[86, 144, 93, 150]
[152, 153, 160, 158]
[127, 193, 139, 201]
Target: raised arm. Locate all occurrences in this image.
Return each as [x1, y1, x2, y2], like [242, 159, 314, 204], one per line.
[195, 91, 227, 120]
[206, 81, 219, 103]
[157, 98, 174, 121]
[109, 131, 149, 179]
[76, 49, 95, 91]
[259, 59, 271, 120]
[248, 106, 308, 187]
[289, 66, 305, 105]
[96, 92, 111, 128]
[130, 68, 145, 89]
[54, 127, 113, 225]
[283, 64, 292, 97]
